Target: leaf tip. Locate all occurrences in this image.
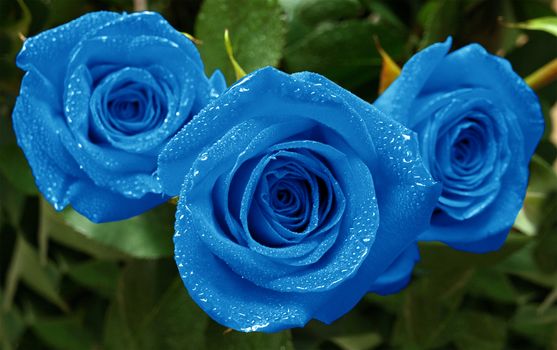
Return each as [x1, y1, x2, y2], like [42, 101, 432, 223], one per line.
[374, 36, 401, 94]
[223, 29, 247, 81]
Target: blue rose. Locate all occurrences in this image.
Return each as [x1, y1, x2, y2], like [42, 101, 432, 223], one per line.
[12, 11, 225, 222]
[158, 67, 440, 332]
[375, 38, 544, 252]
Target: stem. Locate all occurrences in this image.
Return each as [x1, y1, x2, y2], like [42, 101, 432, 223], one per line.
[538, 283, 557, 314]
[2, 236, 23, 312]
[526, 58, 557, 91]
[38, 199, 50, 266]
[133, 0, 147, 11]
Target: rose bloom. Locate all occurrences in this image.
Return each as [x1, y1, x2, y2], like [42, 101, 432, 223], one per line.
[375, 38, 544, 252]
[158, 67, 441, 332]
[12, 11, 225, 222]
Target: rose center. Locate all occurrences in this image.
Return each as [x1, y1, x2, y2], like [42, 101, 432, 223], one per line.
[108, 97, 141, 121]
[271, 178, 310, 216]
[245, 148, 345, 247]
[90, 68, 169, 141]
[447, 118, 488, 175]
[104, 82, 166, 136]
[265, 173, 311, 233]
[453, 134, 474, 166]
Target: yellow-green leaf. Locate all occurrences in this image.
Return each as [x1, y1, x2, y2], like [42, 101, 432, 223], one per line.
[224, 29, 247, 81]
[505, 16, 557, 37]
[182, 32, 202, 45]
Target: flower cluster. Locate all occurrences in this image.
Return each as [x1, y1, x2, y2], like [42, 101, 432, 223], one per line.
[12, 12, 543, 332]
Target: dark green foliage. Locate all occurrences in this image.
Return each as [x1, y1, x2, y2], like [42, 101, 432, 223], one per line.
[0, 0, 556, 349]
[196, 0, 286, 84]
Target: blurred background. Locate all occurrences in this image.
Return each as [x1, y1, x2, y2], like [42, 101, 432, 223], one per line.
[1, 0, 556, 349]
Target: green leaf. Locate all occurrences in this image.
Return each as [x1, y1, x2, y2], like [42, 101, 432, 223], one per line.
[417, 0, 461, 49]
[361, 0, 407, 32]
[205, 322, 294, 350]
[300, 309, 385, 349]
[61, 205, 174, 258]
[103, 303, 134, 350]
[392, 267, 474, 348]
[3, 235, 67, 311]
[365, 292, 404, 314]
[529, 154, 557, 194]
[0, 144, 37, 195]
[316, 312, 379, 336]
[31, 317, 95, 350]
[452, 311, 507, 350]
[64, 260, 119, 298]
[144, 280, 209, 349]
[285, 0, 363, 25]
[418, 232, 530, 270]
[505, 16, 557, 37]
[390, 235, 529, 348]
[284, 19, 406, 92]
[44, 205, 127, 261]
[279, 0, 406, 99]
[330, 333, 382, 350]
[44, 0, 89, 28]
[533, 192, 557, 273]
[195, 0, 286, 84]
[104, 259, 294, 350]
[44, 201, 174, 259]
[0, 174, 27, 228]
[511, 304, 557, 348]
[488, 0, 520, 57]
[0, 301, 25, 350]
[104, 259, 209, 350]
[497, 243, 557, 288]
[467, 269, 518, 303]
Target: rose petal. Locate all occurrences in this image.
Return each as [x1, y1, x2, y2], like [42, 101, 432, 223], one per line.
[374, 37, 452, 125]
[12, 70, 79, 210]
[294, 72, 441, 322]
[158, 67, 376, 195]
[16, 11, 120, 88]
[422, 43, 543, 158]
[83, 12, 204, 71]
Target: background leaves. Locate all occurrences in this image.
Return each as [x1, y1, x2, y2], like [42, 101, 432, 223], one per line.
[195, 0, 286, 84]
[0, 0, 556, 349]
